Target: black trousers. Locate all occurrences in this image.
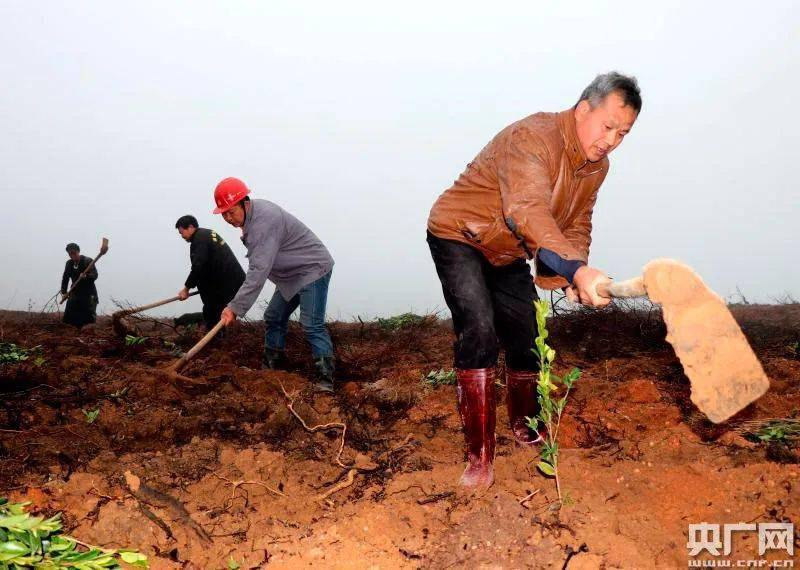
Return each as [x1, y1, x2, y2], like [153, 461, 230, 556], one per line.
[63, 292, 97, 328]
[427, 232, 539, 370]
[201, 292, 232, 329]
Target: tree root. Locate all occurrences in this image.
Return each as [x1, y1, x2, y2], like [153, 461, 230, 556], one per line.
[279, 381, 418, 505]
[316, 468, 357, 502]
[517, 488, 541, 509]
[210, 471, 286, 503]
[279, 381, 348, 468]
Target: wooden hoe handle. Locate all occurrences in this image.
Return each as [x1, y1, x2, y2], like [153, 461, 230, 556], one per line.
[596, 277, 646, 299]
[171, 320, 225, 373]
[115, 291, 199, 318]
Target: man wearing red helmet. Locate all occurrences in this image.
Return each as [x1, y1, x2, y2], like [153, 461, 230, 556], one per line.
[213, 177, 337, 392]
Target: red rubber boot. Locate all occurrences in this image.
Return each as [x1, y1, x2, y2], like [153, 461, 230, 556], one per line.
[506, 369, 544, 445]
[456, 368, 496, 489]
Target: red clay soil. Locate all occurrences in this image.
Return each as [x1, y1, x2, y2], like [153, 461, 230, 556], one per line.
[1, 303, 798, 569]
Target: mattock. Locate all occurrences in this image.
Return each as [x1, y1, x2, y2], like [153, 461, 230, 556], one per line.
[153, 320, 225, 386]
[596, 258, 769, 424]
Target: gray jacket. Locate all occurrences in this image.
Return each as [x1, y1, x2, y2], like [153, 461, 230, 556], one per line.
[228, 199, 334, 316]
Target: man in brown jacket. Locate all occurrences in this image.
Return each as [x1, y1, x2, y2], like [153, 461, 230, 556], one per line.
[427, 72, 641, 489]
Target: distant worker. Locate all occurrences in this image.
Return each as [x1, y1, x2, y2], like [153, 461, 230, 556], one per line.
[60, 243, 99, 328]
[175, 215, 246, 329]
[213, 177, 337, 393]
[427, 72, 641, 489]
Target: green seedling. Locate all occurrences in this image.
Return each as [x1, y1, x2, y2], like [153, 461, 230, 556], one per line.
[0, 343, 31, 364]
[0, 343, 45, 367]
[526, 299, 581, 505]
[377, 312, 426, 331]
[423, 368, 457, 387]
[755, 420, 800, 444]
[124, 335, 148, 347]
[83, 408, 100, 424]
[0, 497, 148, 568]
[227, 558, 241, 570]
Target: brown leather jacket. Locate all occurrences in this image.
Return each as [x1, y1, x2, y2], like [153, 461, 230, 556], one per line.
[428, 109, 609, 290]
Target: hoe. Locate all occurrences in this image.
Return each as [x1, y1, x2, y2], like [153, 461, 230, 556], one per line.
[599, 258, 769, 424]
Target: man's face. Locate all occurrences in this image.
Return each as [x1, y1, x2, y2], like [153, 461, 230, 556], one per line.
[178, 225, 196, 242]
[68, 250, 80, 262]
[221, 203, 246, 228]
[574, 91, 638, 163]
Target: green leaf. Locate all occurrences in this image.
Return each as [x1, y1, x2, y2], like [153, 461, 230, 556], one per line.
[59, 547, 107, 562]
[0, 513, 41, 531]
[120, 550, 149, 567]
[563, 368, 581, 388]
[0, 552, 35, 563]
[227, 557, 241, 570]
[0, 541, 28, 554]
[27, 531, 42, 556]
[541, 443, 555, 461]
[48, 536, 76, 552]
[537, 461, 556, 477]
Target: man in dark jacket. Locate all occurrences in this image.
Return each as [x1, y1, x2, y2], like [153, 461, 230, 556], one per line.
[175, 215, 245, 329]
[60, 243, 99, 327]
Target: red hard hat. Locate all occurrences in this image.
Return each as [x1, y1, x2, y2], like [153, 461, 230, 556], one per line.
[212, 177, 251, 214]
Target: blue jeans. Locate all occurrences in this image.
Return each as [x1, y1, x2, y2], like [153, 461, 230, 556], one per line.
[264, 271, 334, 358]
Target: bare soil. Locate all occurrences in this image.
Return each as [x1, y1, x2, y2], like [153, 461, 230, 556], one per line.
[1, 303, 798, 568]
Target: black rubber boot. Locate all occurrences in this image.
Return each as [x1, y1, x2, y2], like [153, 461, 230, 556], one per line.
[312, 356, 336, 393]
[262, 347, 286, 370]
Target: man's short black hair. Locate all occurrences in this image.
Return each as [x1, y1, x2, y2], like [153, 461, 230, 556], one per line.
[66, 243, 80, 253]
[175, 215, 199, 230]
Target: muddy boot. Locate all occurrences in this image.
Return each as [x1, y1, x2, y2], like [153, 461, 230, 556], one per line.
[312, 356, 335, 393]
[456, 368, 496, 489]
[262, 347, 286, 370]
[506, 369, 544, 445]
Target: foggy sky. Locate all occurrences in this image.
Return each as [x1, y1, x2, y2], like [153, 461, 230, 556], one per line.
[1, 1, 797, 321]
